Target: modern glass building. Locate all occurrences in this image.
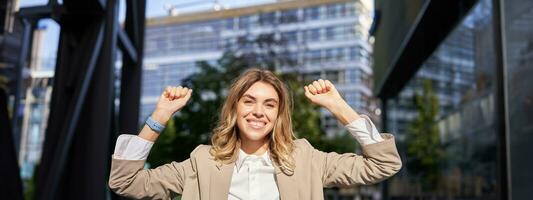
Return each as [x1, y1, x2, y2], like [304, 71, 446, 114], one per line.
[141, 0, 377, 136]
[373, 0, 533, 199]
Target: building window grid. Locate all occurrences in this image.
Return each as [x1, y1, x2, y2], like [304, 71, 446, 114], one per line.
[145, 26, 221, 56]
[142, 2, 373, 132]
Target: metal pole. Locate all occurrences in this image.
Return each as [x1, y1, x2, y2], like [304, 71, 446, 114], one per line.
[491, 0, 511, 199]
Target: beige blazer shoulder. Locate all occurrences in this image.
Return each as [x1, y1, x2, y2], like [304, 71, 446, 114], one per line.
[109, 133, 402, 200]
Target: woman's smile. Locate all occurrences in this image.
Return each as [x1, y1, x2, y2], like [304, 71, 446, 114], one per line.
[246, 118, 267, 129]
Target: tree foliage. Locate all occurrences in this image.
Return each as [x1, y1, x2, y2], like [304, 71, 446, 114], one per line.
[406, 79, 445, 190]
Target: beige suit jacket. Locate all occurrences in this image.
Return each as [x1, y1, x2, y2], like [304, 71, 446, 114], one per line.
[109, 134, 402, 200]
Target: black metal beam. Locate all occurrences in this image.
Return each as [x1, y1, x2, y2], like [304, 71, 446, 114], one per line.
[39, 21, 106, 200]
[17, 5, 53, 20]
[0, 88, 24, 200]
[375, 0, 478, 99]
[10, 0, 146, 199]
[118, 0, 145, 134]
[492, 0, 511, 199]
[34, 0, 126, 199]
[380, 98, 389, 200]
[117, 26, 138, 63]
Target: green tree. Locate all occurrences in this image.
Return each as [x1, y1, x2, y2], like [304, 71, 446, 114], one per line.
[406, 79, 444, 191]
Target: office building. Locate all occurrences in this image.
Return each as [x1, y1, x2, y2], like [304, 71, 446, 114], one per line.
[141, 0, 377, 136]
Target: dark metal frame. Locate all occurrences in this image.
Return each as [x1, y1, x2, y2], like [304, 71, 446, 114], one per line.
[375, 0, 477, 99]
[492, 0, 511, 199]
[7, 0, 146, 199]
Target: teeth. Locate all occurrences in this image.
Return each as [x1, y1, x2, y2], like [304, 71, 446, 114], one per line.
[248, 120, 266, 128]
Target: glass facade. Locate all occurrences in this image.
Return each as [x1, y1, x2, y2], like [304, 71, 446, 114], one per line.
[502, 0, 533, 198]
[385, 0, 495, 197]
[141, 1, 377, 136]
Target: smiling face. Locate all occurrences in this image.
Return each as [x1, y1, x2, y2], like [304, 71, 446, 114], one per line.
[236, 81, 280, 143]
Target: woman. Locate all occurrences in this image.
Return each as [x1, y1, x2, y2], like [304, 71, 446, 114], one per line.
[109, 68, 401, 200]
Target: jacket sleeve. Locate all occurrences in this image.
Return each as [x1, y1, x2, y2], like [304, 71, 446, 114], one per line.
[306, 133, 402, 187]
[108, 145, 204, 200]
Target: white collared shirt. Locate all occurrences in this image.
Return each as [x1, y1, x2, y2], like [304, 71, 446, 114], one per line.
[112, 115, 384, 199]
[228, 149, 279, 200]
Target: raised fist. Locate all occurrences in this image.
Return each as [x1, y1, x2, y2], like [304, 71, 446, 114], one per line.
[152, 86, 192, 124]
[304, 79, 344, 109]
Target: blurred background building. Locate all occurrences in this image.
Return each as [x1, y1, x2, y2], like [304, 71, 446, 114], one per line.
[140, 0, 378, 137]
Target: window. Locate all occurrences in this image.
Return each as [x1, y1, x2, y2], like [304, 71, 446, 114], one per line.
[282, 52, 299, 65]
[238, 15, 251, 29]
[324, 49, 334, 62]
[281, 31, 298, 44]
[303, 72, 321, 82]
[344, 92, 361, 107]
[224, 18, 234, 30]
[350, 45, 366, 61]
[324, 48, 343, 62]
[280, 9, 299, 24]
[325, 27, 335, 40]
[327, 26, 348, 40]
[345, 68, 360, 83]
[304, 50, 322, 64]
[304, 6, 320, 21]
[305, 28, 321, 42]
[259, 12, 276, 26]
[325, 70, 339, 83]
[345, 3, 356, 16]
[350, 24, 366, 38]
[326, 4, 342, 18]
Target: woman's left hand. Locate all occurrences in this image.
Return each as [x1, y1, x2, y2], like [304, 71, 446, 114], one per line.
[304, 79, 345, 109]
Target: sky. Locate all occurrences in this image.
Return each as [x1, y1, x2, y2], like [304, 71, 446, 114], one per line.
[18, 0, 276, 70]
[19, 0, 276, 18]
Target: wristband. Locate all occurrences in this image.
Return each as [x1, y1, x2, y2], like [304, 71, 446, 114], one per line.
[146, 116, 165, 133]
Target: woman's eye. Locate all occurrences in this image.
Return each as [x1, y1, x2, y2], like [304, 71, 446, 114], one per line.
[266, 104, 275, 108]
[244, 100, 253, 104]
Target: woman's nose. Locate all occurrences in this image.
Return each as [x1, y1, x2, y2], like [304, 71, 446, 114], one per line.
[252, 104, 264, 117]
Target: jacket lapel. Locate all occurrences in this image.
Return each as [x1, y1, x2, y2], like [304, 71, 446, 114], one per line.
[209, 163, 234, 200]
[274, 164, 298, 200]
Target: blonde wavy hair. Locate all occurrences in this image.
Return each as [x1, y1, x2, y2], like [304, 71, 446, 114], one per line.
[210, 68, 296, 175]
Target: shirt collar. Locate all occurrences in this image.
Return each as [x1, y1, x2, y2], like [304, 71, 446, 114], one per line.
[235, 148, 273, 172]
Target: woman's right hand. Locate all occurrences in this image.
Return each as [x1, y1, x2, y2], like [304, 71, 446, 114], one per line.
[151, 86, 192, 125]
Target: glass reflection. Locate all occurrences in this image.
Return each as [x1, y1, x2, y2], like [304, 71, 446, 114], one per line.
[385, 0, 498, 199]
